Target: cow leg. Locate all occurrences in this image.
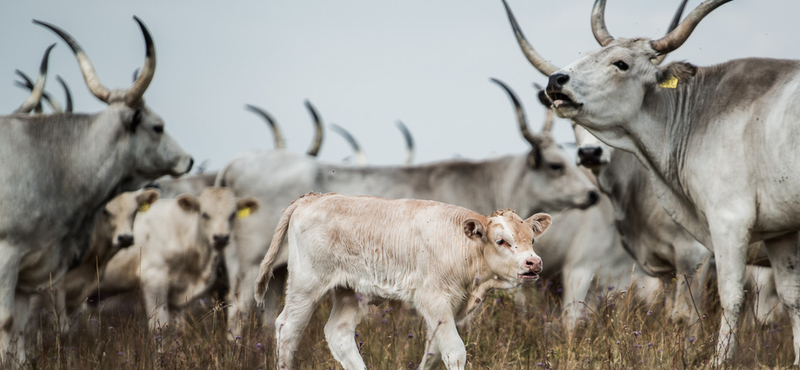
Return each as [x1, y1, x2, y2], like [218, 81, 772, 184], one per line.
[417, 302, 465, 370]
[671, 250, 712, 323]
[11, 293, 30, 363]
[0, 245, 21, 362]
[763, 232, 800, 366]
[324, 289, 366, 370]
[708, 218, 750, 365]
[275, 280, 325, 369]
[561, 267, 593, 334]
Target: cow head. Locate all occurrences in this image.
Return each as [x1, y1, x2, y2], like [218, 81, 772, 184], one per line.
[503, 0, 724, 153]
[177, 187, 260, 250]
[465, 209, 551, 284]
[34, 17, 194, 189]
[491, 79, 599, 212]
[94, 188, 160, 262]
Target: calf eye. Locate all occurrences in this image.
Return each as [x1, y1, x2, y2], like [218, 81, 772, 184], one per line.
[496, 239, 506, 246]
[612, 61, 629, 71]
[202, 213, 210, 220]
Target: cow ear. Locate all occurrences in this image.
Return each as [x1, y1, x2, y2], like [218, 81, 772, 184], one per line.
[137, 189, 160, 207]
[463, 218, 486, 240]
[525, 213, 552, 238]
[236, 197, 260, 219]
[176, 194, 199, 213]
[656, 62, 697, 88]
[122, 109, 143, 132]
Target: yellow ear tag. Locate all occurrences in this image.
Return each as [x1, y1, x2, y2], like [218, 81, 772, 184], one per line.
[138, 203, 150, 213]
[236, 207, 251, 219]
[659, 76, 678, 89]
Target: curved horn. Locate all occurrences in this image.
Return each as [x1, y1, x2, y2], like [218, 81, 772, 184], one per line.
[244, 104, 286, 150]
[15, 70, 62, 113]
[395, 121, 414, 165]
[491, 78, 540, 146]
[652, 0, 690, 65]
[304, 100, 324, 157]
[15, 43, 55, 114]
[124, 16, 156, 106]
[533, 83, 553, 133]
[502, 0, 560, 76]
[650, 0, 732, 55]
[34, 20, 112, 103]
[330, 124, 367, 166]
[56, 76, 73, 113]
[591, 0, 615, 46]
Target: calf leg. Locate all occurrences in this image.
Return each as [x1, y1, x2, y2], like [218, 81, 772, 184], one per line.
[142, 282, 170, 332]
[417, 302, 465, 370]
[561, 267, 594, 334]
[324, 289, 366, 370]
[763, 232, 800, 366]
[275, 279, 325, 369]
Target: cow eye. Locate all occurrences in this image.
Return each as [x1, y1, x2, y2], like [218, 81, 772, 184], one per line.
[612, 61, 629, 71]
[202, 213, 210, 220]
[153, 125, 164, 134]
[549, 163, 564, 171]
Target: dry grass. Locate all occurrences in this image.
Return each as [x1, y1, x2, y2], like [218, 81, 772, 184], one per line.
[15, 277, 794, 369]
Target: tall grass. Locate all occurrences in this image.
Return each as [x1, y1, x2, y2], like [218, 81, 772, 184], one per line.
[16, 277, 792, 369]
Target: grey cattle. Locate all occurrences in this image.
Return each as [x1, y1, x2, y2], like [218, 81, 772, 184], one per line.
[217, 80, 647, 337]
[0, 17, 192, 361]
[506, 0, 800, 364]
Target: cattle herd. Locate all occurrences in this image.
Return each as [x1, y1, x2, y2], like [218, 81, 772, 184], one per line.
[3, 0, 800, 368]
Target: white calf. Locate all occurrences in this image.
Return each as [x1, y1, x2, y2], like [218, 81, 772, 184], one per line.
[254, 193, 551, 370]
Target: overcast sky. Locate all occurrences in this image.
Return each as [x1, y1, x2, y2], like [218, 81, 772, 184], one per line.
[1, 1, 797, 170]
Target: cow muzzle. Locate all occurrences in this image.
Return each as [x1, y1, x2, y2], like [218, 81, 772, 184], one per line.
[171, 156, 194, 177]
[577, 146, 606, 168]
[212, 234, 230, 249]
[116, 234, 135, 248]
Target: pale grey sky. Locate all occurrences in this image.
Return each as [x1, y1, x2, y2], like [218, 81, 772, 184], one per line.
[2, 1, 797, 170]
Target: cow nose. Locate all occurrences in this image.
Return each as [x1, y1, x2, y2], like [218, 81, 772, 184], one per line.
[213, 234, 230, 246]
[525, 256, 543, 273]
[548, 73, 570, 90]
[577, 146, 603, 164]
[587, 190, 600, 206]
[117, 234, 134, 247]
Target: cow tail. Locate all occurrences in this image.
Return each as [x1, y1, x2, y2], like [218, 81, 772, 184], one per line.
[253, 199, 300, 305]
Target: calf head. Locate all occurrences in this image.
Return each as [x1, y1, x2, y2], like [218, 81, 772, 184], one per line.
[94, 188, 159, 262]
[177, 187, 260, 250]
[34, 17, 194, 190]
[464, 210, 551, 284]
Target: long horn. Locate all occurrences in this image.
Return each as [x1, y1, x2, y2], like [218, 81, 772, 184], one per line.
[34, 20, 112, 103]
[244, 104, 286, 150]
[330, 124, 367, 166]
[502, 0, 560, 76]
[652, 0, 690, 65]
[124, 16, 156, 106]
[395, 121, 414, 165]
[650, 0, 732, 55]
[591, 0, 615, 46]
[56, 76, 73, 113]
[14, 70, 62, 113]
[15, 43, 55, 114]
[533, 83, 553, 133]
[305, 100, 324, 157]
[491, 78, 540, 146]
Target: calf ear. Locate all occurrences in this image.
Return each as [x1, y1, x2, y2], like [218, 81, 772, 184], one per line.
[236, 197, 260, 218]
[463, 218, 486, 240]
[525, 213, 552, 238]
[176, 194, 199, 213]
[137, 189, 160, 207]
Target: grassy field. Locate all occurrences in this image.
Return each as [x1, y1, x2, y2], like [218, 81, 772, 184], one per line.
[15, 277, 794, 369]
